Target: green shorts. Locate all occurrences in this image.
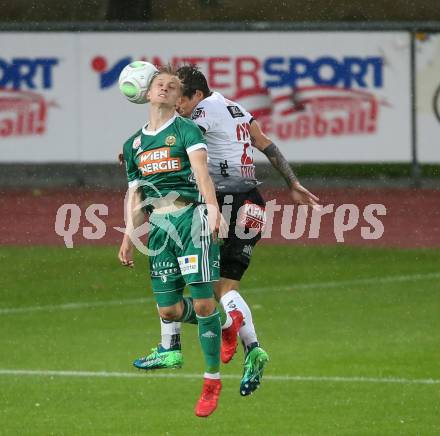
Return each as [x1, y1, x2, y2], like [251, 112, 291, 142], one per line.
[148, 204, 220, 307]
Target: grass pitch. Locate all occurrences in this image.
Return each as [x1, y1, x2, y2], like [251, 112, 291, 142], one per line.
[1, 245, 439, 435]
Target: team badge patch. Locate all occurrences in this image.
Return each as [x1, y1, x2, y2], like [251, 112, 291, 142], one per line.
[165, 135, 176, 146]
[132, 135, 141, 149]
[192, 107, 205, 120]
[227, 105, 244, 118]
[177, 255, 199, 275]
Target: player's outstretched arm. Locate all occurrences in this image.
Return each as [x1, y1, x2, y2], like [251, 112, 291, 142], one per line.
[249, 120, 320, 207]
[118, 187, 145, 267]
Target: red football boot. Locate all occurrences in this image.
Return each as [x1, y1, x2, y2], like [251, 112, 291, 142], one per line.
[221, 309, 244, 363]
[195, 378, 222, 417]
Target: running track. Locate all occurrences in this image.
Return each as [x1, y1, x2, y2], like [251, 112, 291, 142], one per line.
[1, 188, 439, 248]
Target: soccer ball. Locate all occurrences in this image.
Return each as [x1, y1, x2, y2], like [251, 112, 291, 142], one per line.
[118, 61, 158, 104]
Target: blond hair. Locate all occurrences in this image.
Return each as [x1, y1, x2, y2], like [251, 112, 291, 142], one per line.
[148, 64, 182, 92]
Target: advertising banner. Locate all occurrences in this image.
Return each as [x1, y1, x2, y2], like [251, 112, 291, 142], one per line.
[80, 31, 412, 163]
[0, 33, 79, 162]
[416, 33, 440, 163]
[1, 32, 412, 163]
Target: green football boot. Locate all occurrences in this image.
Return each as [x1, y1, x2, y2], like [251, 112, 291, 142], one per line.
[133, 346, 183, 370]
[239, 346, 269, 396]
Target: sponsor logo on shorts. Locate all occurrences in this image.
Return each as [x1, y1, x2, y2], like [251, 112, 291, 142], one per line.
[152, 261, 177, 269]
[151, 261, 179, 280]
[178, 255, 199, 275]
[151, 268, 179, 277]
[239, 201, 266, 231]
[137, 147, 181, 175]
[243, 244, 253, 257]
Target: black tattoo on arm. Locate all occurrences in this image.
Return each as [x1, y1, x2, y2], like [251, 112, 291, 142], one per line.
[262, 143, 298, 187]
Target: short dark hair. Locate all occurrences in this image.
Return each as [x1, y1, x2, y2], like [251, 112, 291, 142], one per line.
[177, 65, 211, 99]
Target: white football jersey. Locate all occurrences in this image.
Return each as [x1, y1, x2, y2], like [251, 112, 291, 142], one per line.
[190, 92, 259, 192]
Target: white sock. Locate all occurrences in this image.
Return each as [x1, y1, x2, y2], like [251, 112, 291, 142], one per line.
[160, 318, 181, 350]
[220, 290, 258, 348]
[204, 372, 220, 380]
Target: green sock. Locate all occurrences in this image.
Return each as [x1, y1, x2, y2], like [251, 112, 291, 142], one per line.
[197, 309, 221, 374]
[219, 306, 227, 326]
[178, 297, 198, 325]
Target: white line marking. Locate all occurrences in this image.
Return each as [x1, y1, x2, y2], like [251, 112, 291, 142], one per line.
[260, 271, 440, 293]
[1, 272, 440, 316]
[0, 369, 438, 385]
[0, 298, 154, 315]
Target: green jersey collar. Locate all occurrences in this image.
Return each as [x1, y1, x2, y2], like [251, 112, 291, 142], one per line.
[142, 114, 178, 136]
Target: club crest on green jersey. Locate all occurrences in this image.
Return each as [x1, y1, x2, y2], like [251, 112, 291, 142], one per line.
[165, 135, 176, 146]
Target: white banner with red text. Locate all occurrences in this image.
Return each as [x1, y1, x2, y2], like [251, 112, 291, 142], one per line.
[0, 32, 412, 163]
[416, 33, 440, 163]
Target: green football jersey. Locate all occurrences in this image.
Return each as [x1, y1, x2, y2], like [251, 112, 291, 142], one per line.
[123, 115, 207, 202]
